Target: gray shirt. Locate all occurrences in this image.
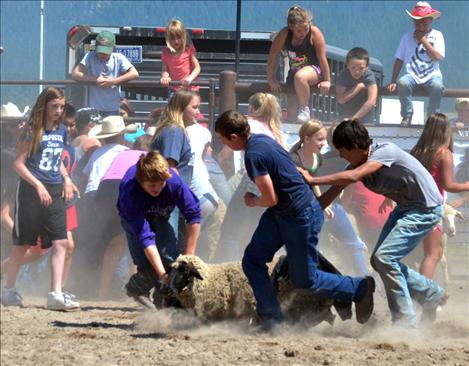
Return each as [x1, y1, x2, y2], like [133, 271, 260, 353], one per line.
[361, 142, 442, 211]
[336, 68, 376, 123]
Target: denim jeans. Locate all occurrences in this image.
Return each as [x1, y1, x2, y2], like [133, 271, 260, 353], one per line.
[370, 205, 444, 327]
[121, 216, 178, 272]
[242, 199, 366, 323]
[397, 74, 444, 119]
[320, 202, 369, 276]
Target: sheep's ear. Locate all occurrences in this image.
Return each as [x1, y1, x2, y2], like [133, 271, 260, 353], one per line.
[190, 267, 203, 281]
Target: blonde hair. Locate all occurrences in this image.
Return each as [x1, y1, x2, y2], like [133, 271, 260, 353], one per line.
[287, 6, 313, 27]
[248, 92, 286, 148]
[410, 113, 453, 170]
[289, 119, 325, 154]
[165, 19, 189, 53]
[23, 87, 65, 156]
[153, 90, 198, 138]
[136, 151, 171, 184]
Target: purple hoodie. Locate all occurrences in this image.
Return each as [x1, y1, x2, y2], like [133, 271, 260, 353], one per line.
[117, 165, 201, 249]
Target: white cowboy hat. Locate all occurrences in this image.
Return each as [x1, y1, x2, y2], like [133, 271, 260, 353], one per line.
[406, 2, 441, 20]
[88, 115, 137, 139]
[145, 126, 156, 136]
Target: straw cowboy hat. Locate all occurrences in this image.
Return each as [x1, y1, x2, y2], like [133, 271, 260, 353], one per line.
[406, 2, 441, 20]
[88, 115, 137, 139]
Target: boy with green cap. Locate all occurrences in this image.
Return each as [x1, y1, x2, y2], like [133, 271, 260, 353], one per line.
[72, 30, 139, 117]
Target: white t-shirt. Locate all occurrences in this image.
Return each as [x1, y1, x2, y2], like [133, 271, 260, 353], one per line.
[395, 29, 445, 84]
[185, 123, 218, 200]
[83, 143, 129, 194]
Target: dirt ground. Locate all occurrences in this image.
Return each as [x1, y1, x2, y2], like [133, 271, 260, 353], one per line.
[1, 274, 468, 366]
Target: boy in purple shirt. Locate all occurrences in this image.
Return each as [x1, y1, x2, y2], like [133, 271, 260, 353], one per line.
[117, 151, 201, 308]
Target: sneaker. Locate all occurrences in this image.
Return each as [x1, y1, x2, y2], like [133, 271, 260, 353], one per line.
[1, 287, 24, 307]
[62, 290, 76, 300]
[47, 291, 80, 311]
[297, 106, 311, 122]
[355, 276, 375, 324]
[421, 292, 449, 324]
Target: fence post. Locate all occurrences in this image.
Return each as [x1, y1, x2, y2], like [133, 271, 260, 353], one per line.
[218, 70, 237, 114]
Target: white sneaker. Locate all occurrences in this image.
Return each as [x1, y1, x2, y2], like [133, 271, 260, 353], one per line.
[1, 287, 24, 307]
[297, 106, 311, 122]
[47, 291, 80, 311]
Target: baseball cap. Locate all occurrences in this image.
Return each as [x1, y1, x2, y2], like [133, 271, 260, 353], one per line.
[76, 108, 102, 130]
[95, 30, 116, 55]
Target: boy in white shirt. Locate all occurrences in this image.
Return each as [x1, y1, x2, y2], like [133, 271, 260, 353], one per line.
[387, 2, 445, 127]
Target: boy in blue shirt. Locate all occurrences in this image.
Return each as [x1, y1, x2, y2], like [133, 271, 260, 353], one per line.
[215, 110, 375, 330]
[72, 30, 139, 116]
[117, 151, 201, 308]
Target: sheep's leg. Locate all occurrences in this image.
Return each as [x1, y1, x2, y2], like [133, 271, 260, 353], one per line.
[440, 234, 450, 287]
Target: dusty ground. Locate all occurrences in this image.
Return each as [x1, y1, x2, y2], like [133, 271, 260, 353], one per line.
[1, 277, 468, 366]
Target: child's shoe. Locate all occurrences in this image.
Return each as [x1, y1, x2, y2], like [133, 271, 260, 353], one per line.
[1, 287, 24, 307]
[297, 106, 311, 122]
[47, 291, 80, 311]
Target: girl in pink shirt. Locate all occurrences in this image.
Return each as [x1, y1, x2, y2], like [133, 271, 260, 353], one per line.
[160, 19, 201, 98]
[411, 113, 469, 279]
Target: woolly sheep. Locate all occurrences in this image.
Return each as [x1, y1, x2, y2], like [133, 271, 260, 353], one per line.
[169, 255, 342, 326]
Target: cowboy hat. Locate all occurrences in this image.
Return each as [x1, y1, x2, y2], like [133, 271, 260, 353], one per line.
[406, 2, 441, 20]
[88, 115, 137, 139]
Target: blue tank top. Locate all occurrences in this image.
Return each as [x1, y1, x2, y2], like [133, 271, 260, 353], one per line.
[284, 28, 319, 73]
[23, 123, 68, 185]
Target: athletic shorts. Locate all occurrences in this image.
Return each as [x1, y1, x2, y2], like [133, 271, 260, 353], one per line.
[13, 179, 67, 247]
[286, 65, 322, 86]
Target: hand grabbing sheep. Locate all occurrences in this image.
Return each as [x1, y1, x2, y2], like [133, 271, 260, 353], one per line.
[167, 254, 348, 326]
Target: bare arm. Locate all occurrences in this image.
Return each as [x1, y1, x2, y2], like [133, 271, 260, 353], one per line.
[185, 53, 201, 83]
[387, 59, 403, 92]
[318, 185, 346, 209]
[182, 222, 201, 255]
[160, 62, 171, 85]
[143, 245, 168, 283]
[439, 149, 469, 193]
[267, 28, 288, 93]
[417, 32, 444, 61]
[13, 140, 52, 206]
[71, 64, 98, 82]
[311, 25, 331, 93]
[244, 174, 278, 207]
[303, 160, 383, 186]
[353, 83, 378, 120]
[335, 84, 366, 105]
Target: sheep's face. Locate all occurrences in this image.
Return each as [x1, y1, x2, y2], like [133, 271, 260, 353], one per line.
[169, 261, 204, 293]
[442, 205, 466, 237]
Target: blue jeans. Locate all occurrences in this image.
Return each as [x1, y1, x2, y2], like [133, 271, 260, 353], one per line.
[397, 74, 444, 119]
[370, 205, 444, 327]
[121, 216, 178, 272]
[321, 202, 369, 276]
[242, 199, 366, 323]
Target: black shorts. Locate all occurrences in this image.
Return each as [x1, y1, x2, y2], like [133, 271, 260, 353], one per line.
[13, 179, 67, 247]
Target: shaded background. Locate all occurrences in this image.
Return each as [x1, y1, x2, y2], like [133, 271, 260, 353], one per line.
[1, 0, 468, 111]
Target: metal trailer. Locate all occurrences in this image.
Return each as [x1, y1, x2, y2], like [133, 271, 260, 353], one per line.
[65, 24, 384, 123]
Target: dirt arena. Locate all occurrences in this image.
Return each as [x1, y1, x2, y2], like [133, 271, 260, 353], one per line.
[1, 267, 468, 366]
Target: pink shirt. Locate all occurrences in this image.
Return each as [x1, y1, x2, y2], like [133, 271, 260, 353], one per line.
[101, 150, 146, 182]
[161, 44, 199, 91]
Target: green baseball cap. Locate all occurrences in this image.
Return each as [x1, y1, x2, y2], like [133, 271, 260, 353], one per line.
[95, 30, 115, 55]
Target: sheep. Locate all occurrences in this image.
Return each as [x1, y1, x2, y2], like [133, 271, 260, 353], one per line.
[439, 204, 466, 285]
[168, 254, 349, 327]
[405, 204, 466, 286]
